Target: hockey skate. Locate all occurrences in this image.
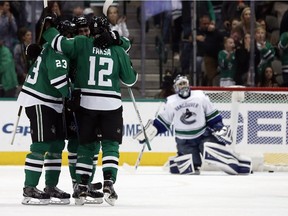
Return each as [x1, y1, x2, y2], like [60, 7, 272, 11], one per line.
[22, 186, 50, 205]
[72, 184, 88, 205]
[103, 180, 118, 206]
[85, 182, 104, 204]
[44, 186, 71, 205]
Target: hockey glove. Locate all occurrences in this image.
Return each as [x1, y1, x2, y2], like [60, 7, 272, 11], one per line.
[42, 12, 58, 30]
[110, 30, 121, 45]
[93, 30, 121, 49]
[133, 119, 158, 144]
[213, 126, 233, 145]
[26, 43, 42, 60]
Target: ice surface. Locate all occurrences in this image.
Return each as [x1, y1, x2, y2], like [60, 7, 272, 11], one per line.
[0, 166, 288, 216]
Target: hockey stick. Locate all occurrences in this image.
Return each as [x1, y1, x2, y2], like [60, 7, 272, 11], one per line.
[122, 88, 152, 173]
[128, 88, 152, 151]
[10, 106, 23, 145]
[36, 0, 49, 45]
[122, 101, 165, 173]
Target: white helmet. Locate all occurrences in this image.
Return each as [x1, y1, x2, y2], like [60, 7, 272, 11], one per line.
[173, 75, 190, 98]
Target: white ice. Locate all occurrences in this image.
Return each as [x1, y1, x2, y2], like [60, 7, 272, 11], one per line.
[0, 166, 288, 216]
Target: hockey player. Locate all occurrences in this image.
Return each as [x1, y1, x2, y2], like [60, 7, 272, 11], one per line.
[57, 19, 104, 204]
[43, 16, 137, 206]
[134, 75, 251, 175]
[17, 25, 71, 205]
[72, 15, 91, 37]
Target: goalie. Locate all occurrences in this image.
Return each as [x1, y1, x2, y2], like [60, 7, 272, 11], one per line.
[134, 75, 251, 175]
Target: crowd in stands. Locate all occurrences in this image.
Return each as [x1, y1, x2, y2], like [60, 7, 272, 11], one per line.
[2, 1, 288, 99]
[0, 0, 130, 98]
[152, 0, 288, 92]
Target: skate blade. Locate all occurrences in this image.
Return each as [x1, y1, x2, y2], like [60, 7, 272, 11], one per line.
[74, 196, 86, 205]
[49, 197, 70, 205]
[104, 193, 116, 206]
[85, 196, 103, 204]
[22, 197, 50, 205]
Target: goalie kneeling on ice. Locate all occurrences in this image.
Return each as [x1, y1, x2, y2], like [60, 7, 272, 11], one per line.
[203, 142, 252, 175]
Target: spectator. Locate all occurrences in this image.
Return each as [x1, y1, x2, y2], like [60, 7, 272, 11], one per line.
[254, 26, 275, 85]
[231, 18, 241, 30]
[107, 5, 130, 38]
[25, 1, 43, 29]
[278, 29, 288, 86]
[9, 1, 28, 29]
[235, 33, 251, 85]
[181, 13, 223, 85]
[221, 1, 247, 30]
[154, 69, 174, 99]
[0, 1, 18, 53]
[218, 37, 236, 86]
[0, 40, 18, 98]
[13, 27, 32, 86]
[236, 7, 260, 39]
[257, 66, 279, 87]
[72, 5, 84, 17]
[195, 15, 213, 85]
[201, 15, 224, 86]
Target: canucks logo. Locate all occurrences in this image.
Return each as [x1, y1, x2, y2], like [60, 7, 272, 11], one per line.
[180, 109, 196, 125]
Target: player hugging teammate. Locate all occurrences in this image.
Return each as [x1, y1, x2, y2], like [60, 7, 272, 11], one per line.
[18, 4, 136, 206]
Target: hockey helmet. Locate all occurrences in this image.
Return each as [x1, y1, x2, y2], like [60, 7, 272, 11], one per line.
[173, 75, 190, 98]
[89, 16, 110, 36]
[57, 20, 76, 37]
[72, 16, 88, 29]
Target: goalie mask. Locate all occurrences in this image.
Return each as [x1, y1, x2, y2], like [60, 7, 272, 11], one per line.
[173, 75, 190, 98]
[89, 16, 110, 36]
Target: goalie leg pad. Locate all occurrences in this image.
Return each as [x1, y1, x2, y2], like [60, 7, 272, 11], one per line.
[237, 155, 252, 175]
[203, 142, 240, 175]
[168, 156, 180, 174]
[169, 154, 196, 175]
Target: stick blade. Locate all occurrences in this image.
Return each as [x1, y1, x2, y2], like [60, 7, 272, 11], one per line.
[103, 0, 114, 16]
[122, 163, 137, 174]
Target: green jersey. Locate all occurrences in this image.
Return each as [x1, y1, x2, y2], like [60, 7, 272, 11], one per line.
[218, 50, 236, 80]
[43, 28, 137, 111]
[17, 43, 69, 113]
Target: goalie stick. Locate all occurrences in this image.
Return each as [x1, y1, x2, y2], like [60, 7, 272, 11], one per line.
[123, 101, 164, 173]
[128, 88, 152, 151]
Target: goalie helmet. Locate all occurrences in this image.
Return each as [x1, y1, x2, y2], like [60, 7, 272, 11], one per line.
[89, 16, 110, 36]
[173, 75, 190, 98]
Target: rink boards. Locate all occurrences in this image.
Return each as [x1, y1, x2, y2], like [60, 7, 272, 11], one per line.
[1, 100, 288, 165]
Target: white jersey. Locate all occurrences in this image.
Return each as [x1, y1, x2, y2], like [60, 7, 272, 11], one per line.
[156, 90, 222, 140]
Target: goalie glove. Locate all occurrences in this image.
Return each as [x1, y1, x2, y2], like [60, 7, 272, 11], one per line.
[213, 126, 233, 145]
[133, 119, 158, 144]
